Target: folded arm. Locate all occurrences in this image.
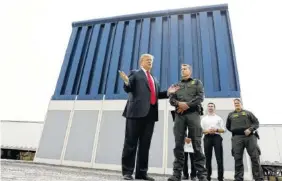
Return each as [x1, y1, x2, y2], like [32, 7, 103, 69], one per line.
[201, 119, 209, 134]
[226, 114, 232, 132]
[217, 118, 226, 133]
[169, 93, 179, 107]
[248, 111, 259, 132]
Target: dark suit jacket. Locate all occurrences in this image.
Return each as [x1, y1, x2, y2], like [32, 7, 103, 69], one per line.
[122, 69, 168, 121]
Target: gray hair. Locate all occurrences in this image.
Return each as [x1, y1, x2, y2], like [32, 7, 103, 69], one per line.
[139, 53, 154, 64]
[181, 64, 192, 72]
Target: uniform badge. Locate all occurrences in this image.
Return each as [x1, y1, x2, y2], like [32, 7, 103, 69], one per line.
[232, 114, 239, 118]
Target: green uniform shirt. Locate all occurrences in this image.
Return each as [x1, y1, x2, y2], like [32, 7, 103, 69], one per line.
[169, 78, 204, 110]
[226, 109, 260, 135]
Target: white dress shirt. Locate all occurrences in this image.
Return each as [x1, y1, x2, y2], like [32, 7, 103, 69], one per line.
[201, 114, 225, 135]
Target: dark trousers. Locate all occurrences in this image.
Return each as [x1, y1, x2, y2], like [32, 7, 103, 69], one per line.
[232, 135, 264, 181]
[204, 134, 224, 181]
[173, 112, 207, 179]
[183, 152, 196, 178]
[121, 105, 156, 177]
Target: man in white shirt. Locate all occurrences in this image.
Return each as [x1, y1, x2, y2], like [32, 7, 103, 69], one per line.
[201, 103, 225, 181]
[183, 131, 196, 181]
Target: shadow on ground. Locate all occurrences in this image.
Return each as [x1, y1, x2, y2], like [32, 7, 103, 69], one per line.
[1, 160, 169, 181]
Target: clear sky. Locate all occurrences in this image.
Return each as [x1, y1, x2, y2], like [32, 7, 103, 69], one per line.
[0, 0, 281, 124]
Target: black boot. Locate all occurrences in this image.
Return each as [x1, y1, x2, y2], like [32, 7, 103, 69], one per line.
[167, 175, 181, 181]
[182, 175, 189, 180]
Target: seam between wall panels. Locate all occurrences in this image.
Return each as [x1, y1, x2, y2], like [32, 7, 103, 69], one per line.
[60, 96, 77, 163]
[91, 95, 105, 167]
[162, 100, 169, 174]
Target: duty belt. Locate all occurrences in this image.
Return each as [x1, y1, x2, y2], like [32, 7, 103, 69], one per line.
[176, 107, 198, 115]
[232, 132, 254, 136]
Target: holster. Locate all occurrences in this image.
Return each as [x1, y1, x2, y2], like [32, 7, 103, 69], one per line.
[254, 131, 260, 139]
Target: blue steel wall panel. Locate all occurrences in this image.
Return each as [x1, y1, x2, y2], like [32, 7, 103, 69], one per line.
[52, 4, 240, 100]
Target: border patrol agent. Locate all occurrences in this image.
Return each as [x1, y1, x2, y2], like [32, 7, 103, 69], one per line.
[168, 64, 207, 181]
[226, 98, 264, 181]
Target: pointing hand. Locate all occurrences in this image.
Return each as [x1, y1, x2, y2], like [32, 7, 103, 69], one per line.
[167, 85, 180, 94]
[118, 70, 129, 83]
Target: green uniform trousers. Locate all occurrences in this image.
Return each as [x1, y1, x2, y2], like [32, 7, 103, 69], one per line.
[231, 135, 264, 181]
[173, 111, 207, 179]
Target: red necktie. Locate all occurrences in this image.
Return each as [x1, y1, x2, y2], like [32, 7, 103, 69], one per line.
[146, 71, 156, 105]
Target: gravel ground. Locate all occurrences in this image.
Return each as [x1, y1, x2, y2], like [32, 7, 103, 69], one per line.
[0, 160, 169, 181]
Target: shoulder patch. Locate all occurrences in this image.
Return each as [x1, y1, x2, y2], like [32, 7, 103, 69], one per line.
[191, 79, 199, 85]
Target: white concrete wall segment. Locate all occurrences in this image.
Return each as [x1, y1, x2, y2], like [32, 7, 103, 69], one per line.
[33, 99, 282, 180]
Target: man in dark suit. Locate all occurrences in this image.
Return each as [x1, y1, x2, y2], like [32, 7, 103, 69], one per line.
[119, 53, 179, 181]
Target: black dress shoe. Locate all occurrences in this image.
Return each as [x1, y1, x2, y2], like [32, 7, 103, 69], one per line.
[182, 175, 189, 180]
[135, 175, 155, 181]
[123, 175, 133, 180]
[199, 176, 208, 181]
[167, 175, 181, 181]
